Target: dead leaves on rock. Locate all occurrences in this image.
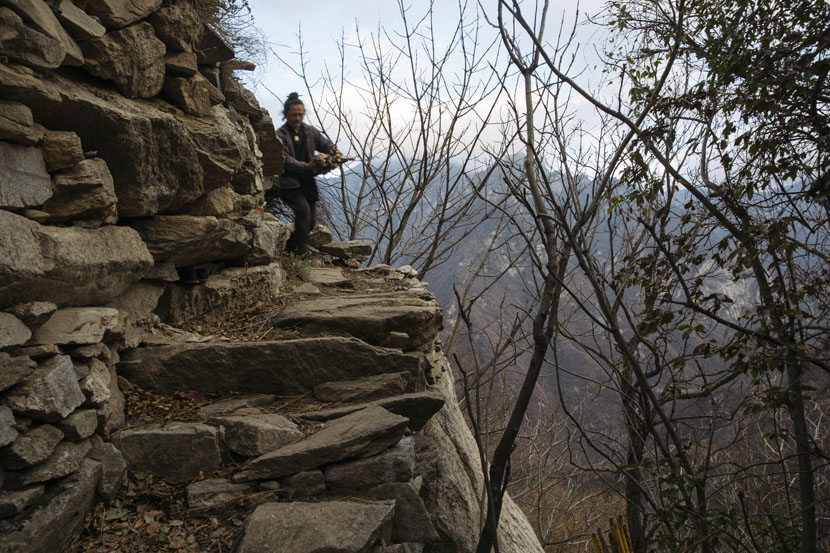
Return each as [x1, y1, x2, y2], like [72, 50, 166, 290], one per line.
[69, 473, 244, 553]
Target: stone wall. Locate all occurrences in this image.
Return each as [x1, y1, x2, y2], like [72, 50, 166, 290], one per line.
[0, 1, 287, 550]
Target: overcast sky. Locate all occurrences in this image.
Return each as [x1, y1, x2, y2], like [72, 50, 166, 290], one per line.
[243, 1, 610, 149]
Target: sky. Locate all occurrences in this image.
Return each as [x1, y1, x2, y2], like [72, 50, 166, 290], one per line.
[242, 0, 610, 152]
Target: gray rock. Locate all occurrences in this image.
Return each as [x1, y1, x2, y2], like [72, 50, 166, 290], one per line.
[0, 100, 41, 145]
[251, 110, 283, 176]
[118, 337, 423, 396]
[183, 185, 258, 218]
[0, 312, 30, 349]
[294, 283, 321, 296]
[0, 485, 43, 519]
[210, 413, 302, 457]
[39, 129, 83, 171]
[87, 435, 126, 500]
[247, 220, 291, 265]
[157, 262, 283, 324]
[94, 361, 125, 438]
[84, 0, 162, 29]
[0, 354, 35, 392]
[301, 267, 353, 288]
[0, 7, 64, 69]
[308, 225, 333, 248]
[51, 0, 106, 40]
[325, 436, 415, 491]
[186, 478, 256, 510]
[164, 50, 198, 77]
[416, 358, 545, 553]
[0, 210, 154, 307]
[0, 142, 52, 210]
[4, 301, 56, 329]
[246, 405, 409, 480]
[367, 482, 440, 543]
[272, 290, 444, 350]
[41, 74, 257, 217]
[107, 280, 166, 325]
[0, 0, 82, 66]
[147, 0, 201, 50]
[69, 342, 113, 360]
[42, 157, 117, 224]
[55, 409, 97, 440]
[0, 406, 18, 447]
[4, 439, 90, 489]
[0, 423, 63, 469]
[81, 22, 165, 99]
[314, 372, 410, 403]
[32, 307, 120, 346]
[301, 391, 445, 432]
[6, 345, 59, 360]
[319, 240, 373, 260]
[131, 215, 251, 266]
[194, 24, 233, 64]
[112, 422, 221, 484]
[279, 469, 324, 498]
[0, 458, 100, 553]
[162, 74, 212, 116]
[197, 394, 276, 417]
[80, 358, 112, 406]
[0, 63, 62, 117]
[234, 500, 394, 553]
[4, 355, 84, 422]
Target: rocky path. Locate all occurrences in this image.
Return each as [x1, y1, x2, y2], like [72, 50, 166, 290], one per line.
[70, 242, 455, 553]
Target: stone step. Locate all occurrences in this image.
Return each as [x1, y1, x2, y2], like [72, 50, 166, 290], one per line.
[243, 405, 409, 481]
[234, 500, 394, 553]
[271, 290, 444, 350]
[117, 336, 424, 395]
[298, 391, 445, 432]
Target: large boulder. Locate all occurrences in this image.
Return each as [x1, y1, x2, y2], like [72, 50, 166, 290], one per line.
[130, 215, 251, 266]
[272, 290, 444, 350]
[416, 355, 545, 553]
[41, 74, 259, 216]
[118, 337, 424, 396]
[235, 500, 394, 553]
[0, 210, 154, 306]
[0, 0, 83, 66]
[80, 22, 166, 99]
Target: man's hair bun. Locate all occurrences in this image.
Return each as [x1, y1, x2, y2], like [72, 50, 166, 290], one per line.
[287, 92, 300, 100]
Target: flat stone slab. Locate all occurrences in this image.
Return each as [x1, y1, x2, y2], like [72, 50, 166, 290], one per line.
[325, 436, 415, 491]
[301, 267, 352, 288]
[246, 405, 409, 480]
[112, 422, 220, 484]
[186, 478, 256, 510]
[118, 337, 423, 396]
[299, 391, 445, 432]
[272, 290, 443, 349]
[234, 500, 394, 553]
[314, 372, 410, 403]
[209, 413, 302, 457]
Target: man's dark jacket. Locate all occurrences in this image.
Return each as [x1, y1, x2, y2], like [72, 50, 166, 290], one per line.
[277, 122, 334, 190]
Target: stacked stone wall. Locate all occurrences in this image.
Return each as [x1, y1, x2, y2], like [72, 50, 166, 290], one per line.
[0, 1, 287, 549]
